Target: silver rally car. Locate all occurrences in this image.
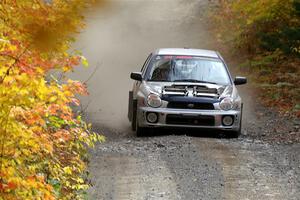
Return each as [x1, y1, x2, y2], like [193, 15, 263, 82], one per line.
[128, 48, 247, 137]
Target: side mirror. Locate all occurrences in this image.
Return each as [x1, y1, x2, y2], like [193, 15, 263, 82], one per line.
[130, 72, 142, 81]
[234, 76, 247, 85]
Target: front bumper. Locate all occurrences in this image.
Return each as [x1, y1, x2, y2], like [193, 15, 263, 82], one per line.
[137, 107, 241, 131]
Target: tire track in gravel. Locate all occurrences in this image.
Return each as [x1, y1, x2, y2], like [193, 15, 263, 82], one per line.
[89, 154, 180, 200]
[88, 135, 224, 200]
[193, 138, 299, 200]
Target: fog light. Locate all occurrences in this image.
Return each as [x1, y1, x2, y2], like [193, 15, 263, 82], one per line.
[222, 115, 234, 126]
[146, 112, 158, 123]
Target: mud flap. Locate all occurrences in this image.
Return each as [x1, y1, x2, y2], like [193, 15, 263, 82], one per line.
[128, 91, 133, 121]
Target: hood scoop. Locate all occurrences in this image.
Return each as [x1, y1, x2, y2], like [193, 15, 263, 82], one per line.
[162, 84, 219, 98]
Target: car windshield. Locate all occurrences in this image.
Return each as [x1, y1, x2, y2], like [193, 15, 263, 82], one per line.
[146, 55, 231, 85]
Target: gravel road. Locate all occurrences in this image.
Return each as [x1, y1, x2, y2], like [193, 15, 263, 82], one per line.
[89, 133, 299, 200]
[70, 0, 300, 199]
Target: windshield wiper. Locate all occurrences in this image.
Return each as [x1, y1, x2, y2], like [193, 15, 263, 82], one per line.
[173, 79, 217, 84]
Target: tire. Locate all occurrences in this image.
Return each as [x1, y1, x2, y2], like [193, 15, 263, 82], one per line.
[228, 129, 241, 138]
[136, 125, 146, 137]
[229, 104, 243, 138]
[131, 100, 149, 137]
[134, 117, 149, 137]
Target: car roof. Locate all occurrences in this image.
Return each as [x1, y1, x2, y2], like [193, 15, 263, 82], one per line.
[155, 48, 219, 59]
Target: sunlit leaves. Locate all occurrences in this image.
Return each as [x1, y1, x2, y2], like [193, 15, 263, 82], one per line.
[81, 56, 89, 67]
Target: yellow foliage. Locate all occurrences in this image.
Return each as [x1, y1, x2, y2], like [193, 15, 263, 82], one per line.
[0, 0, 105, 199]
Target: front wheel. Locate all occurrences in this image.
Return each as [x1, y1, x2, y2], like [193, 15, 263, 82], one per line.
[228, 129, 241, 138]
[136, 125, 148, 137]
[131, 103, 147, 137]
[135, 118, 149, 137]
[229, 105, 243, 138]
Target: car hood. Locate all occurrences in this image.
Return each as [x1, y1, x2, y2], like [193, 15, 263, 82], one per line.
[144, 81, 237, 99]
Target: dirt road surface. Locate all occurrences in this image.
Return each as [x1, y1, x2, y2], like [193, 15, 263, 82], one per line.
[69, 0, 300, 199]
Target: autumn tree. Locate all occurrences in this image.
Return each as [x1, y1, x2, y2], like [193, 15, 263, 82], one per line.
[212, 0, 300, 116]
[0, 1, 104, 199]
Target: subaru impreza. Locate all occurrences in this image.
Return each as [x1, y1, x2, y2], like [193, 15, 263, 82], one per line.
[128, 48, 247, 137]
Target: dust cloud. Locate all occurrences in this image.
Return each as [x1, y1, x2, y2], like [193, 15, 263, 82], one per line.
[68, 0, 226, 131]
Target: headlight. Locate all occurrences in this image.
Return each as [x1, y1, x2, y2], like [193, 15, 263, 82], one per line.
[147, 94, 162, 108]
[219, 97, 234, 111]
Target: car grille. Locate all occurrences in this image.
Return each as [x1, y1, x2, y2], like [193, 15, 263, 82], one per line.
[167, 102, 214, 110]
[163, 85, 219, 98]
[166, 114, 215, 126]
